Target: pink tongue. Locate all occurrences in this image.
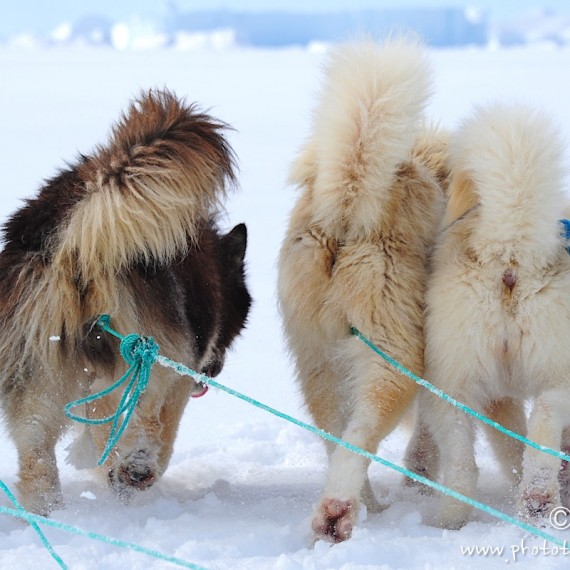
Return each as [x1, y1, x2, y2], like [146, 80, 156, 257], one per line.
[191, 385, 209, 398]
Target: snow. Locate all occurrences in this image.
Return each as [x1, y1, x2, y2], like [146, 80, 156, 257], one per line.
[1, 43, 570, 569]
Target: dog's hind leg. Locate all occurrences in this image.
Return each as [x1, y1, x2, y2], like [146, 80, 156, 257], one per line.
[301, 360, 346, 457]
[311, 346, 416, 543]
[303, 361, 386, 516]
[3, 379, 66, 515]
[518, 389, 570, 521]
[483, 397, 526, 486]
[403, 404, 440, 492]
[428, 394, 479, 530]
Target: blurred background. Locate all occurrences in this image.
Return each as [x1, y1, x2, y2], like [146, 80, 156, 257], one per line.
[2, 0, 570, 50]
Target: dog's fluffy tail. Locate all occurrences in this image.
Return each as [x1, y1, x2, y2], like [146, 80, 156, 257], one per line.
[451, 103, 567, 261]
[54, 89, 236, 282]
[290, 36, 433, 240]
[2, 90, 237, 367]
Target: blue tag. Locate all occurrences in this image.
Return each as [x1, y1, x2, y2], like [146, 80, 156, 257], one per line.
[560, 219, 570, 254]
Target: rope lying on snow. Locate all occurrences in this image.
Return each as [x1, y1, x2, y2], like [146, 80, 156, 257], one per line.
[0, 480, 66, 569]
[0, 486, 207, 570]
[2, 314, 569, 568]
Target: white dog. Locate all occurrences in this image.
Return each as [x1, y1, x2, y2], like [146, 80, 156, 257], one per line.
[278, 38, 447, 542]
[405, 102, 570, 529]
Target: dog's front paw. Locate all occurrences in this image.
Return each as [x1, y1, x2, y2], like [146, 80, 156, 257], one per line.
[312, 497, 358, 543]
[108, 449, 157, 502]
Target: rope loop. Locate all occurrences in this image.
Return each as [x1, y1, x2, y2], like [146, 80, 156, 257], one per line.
[64, 323, 160, 466]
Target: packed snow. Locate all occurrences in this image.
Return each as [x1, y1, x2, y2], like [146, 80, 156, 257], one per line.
[1, 43, 570, 569]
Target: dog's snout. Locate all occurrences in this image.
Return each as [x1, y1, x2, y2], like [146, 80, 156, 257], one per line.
[201, 359, 223, 378]
[111, 450, 157, 493]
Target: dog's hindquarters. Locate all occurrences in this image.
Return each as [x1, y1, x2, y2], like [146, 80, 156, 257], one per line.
[278, 37, 444, 542]
[413, 103, 570, 528]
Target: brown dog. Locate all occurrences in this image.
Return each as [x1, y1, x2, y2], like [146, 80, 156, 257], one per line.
[0, 89, 251, 515]
[277, 38, 447, 542]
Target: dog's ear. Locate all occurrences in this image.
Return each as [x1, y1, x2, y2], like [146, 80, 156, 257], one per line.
[223, 223, 248, 265]
[444, 170, 478, 227]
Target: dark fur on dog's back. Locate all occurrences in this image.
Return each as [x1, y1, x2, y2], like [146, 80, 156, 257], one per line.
[0, 89, 251, 515]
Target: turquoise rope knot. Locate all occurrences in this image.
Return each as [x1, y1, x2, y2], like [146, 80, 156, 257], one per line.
[121, 333, 159, 369]
[64, 321, 160, 466]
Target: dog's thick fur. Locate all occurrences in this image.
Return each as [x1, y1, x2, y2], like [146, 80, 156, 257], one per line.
[277, 38, 446, 542]
[0, 89, 251, 515]
[405, 102, 570, 529]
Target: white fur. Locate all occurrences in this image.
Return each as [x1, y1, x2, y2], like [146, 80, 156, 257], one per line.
[305, 36, 433, 241]
[279, 37, 445, 542]
[451, 103, 566, 266]
[406, 102, 570, 529]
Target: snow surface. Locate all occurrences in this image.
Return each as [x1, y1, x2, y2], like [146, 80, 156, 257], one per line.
[1, 43, 570, 569]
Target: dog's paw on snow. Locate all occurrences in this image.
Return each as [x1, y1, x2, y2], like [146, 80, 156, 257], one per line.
[108, 449, 158, 503]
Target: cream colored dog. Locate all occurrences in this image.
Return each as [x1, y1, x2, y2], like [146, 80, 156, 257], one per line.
[277, 38, 447, 542]
[405, 102, 570, 529]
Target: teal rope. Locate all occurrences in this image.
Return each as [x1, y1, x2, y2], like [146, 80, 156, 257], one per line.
[156, 354, 568, 547]
[0, 500, 207, 570]
[64, 317, 160, 465]
[0, 480, 67, 569]
[351, 326, 570, 463]
[52, 314, 568, 567]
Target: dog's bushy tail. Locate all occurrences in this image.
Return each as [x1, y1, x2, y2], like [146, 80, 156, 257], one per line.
[1, 90, 237, 367]
[54, 89, 236, 282]
[451, 103, 567, 261]
[289, 36, 432, 240]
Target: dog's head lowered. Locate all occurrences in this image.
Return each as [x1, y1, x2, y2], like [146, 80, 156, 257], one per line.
[198, 222, 251, 379]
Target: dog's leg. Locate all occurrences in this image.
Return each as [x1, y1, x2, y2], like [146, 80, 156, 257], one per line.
[518, 390, 570, 521]
[429, 396, 478, 530]
[4, 388, 65, 515]
[483, 397, 526, 485]
[156, 377, 192, 473]
[302, 361, 346, 456]
[403, 401, 440, 492]
[90, 368, 175, 502]
[303, 361, 387, 517]
[311, 352, 415, 543]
